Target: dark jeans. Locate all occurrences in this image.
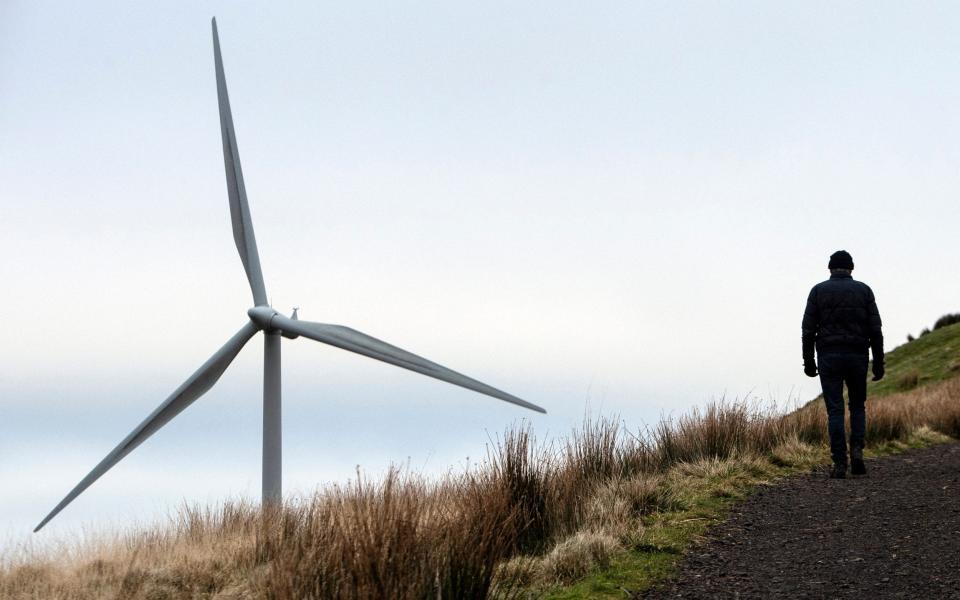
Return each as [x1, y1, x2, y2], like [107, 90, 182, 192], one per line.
[818, 352, 868, 465]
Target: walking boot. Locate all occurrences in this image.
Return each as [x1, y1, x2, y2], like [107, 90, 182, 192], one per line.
[851, 445, 866, 476]
[830, 463, 847, 479]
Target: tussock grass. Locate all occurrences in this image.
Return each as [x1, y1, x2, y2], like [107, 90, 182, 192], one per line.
[4, 377, 959, 599]
[537, 531, 621, 584]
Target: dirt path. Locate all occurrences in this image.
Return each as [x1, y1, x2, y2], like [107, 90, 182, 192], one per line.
[643, 443, 960, 599]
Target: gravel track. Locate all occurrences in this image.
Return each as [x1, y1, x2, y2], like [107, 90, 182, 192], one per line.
[643, 443, 960, 599]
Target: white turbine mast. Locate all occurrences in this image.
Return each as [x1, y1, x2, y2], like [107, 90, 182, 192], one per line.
[34, 18, 544, 533]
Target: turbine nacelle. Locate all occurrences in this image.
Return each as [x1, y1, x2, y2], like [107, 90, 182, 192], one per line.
[248, 306, 280, 331]
[247, 306, 301, 339]
[284, 308, 300, 339]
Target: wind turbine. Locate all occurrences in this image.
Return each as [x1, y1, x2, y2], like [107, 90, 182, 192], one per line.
[34, 18, 545, 533]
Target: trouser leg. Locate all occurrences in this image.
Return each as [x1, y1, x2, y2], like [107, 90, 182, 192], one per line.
[846, 356, 868, 451]
[819, 355, 847, 465]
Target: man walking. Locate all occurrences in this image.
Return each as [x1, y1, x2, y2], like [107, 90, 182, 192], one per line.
[802, 250, 885, 479]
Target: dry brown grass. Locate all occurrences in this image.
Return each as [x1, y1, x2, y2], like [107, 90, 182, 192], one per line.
[4, 377, 959, 599]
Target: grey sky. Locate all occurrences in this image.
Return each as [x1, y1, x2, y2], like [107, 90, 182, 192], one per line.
[2, 1, 959, 541]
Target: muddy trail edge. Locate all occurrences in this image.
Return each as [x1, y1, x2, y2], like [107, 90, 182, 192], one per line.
[642, 443, 960, 599]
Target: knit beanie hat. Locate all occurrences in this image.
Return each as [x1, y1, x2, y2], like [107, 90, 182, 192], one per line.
[828, 250, 854, 270]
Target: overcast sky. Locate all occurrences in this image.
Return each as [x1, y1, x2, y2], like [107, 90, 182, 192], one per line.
[2, 1, 959, 545]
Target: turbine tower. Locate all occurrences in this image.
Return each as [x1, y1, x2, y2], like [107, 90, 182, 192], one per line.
[34, 18, 545, 533]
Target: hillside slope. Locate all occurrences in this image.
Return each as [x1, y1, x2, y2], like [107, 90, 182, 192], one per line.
[4, 323, 959, 599]
[800, 321, 960, 408]
[869, 321, 960, 396]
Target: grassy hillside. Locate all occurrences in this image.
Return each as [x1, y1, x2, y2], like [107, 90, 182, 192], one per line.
[799, 320, 960, 408]
[870, 321, 960, 397]
[9, 384, 959, 600]
[4, 323, 960, 599]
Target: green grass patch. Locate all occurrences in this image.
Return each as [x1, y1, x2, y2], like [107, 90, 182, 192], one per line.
[870, 322, 960, 397]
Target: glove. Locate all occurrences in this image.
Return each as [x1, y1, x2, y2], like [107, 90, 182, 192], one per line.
[804, 362, 818, 378]
[872, 362, 885, 382]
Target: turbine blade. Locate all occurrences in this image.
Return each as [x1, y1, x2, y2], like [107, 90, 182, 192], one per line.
[212, 18, 268, 306]
[34, 321, 259, 532]
[272, 314, 546, 414]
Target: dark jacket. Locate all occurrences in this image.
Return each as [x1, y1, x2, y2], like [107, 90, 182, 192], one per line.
[802, 272, 884, 364]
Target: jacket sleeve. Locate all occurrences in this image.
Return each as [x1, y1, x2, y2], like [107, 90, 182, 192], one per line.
[801, 287, 819, 364]
[866, 287, 884, 365]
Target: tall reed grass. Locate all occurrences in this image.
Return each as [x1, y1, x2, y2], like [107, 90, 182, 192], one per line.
[3, 376, 959, 599]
